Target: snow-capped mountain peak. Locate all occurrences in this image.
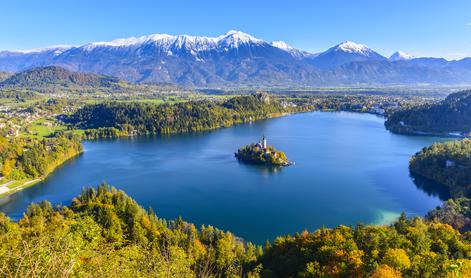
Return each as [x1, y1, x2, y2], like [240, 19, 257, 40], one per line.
[334, 41, 372, 55]
[80, 30, 264, 52]
[82, 34, 175, 50]
[217, 30, 263, 47]
[271, 41, 294, 50]
[2, 31, 471, 86]
[270, 40, 312, 58]
[8, 45, 74, 55]
[389, 51, 414, 61]
[311, 40, 386, 69]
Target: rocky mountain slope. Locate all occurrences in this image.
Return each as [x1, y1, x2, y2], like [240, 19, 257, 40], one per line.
[1, 31, 471, 87]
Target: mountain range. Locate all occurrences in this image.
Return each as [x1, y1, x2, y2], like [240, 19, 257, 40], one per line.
[1, 30, 471, 87]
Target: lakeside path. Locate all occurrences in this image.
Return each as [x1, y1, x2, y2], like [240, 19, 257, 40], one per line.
[0, 178, 42, 197]
[0, 181, 14, 195]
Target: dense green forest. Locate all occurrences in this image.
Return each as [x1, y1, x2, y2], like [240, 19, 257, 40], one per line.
[68, 93, 302, 139]
[0, 184, 468, 277]
[385, 90, 471, 135]
[235, 144, 290, 166]
[0, 133, 82, 180]
[410, 139, 471, 198]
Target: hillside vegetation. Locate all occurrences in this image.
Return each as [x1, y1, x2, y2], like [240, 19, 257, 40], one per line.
[0, 184, 469, 277]
[0, 66, 120, 87]
[0, 184, 261, 277]
[0, 134, 82, 181]
[427, 198, 471, 233]
[410, 139, 471, 198]
[67, 93, 301, 139]
[0, 66, 122, 92]
[260, 214, 470, 277]
[385, 90, 471, 135]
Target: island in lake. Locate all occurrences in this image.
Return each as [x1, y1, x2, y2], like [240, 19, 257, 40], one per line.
[235, 136, 291, 166]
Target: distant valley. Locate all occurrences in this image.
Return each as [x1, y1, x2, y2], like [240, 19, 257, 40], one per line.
[1, 30, 471, 87]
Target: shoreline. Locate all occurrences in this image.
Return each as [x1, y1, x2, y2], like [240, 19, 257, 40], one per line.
[386, 128, 468, 138]
[81, 110, 303, 140]
[0, 109, 453, 199]
[0, 150, 83, 198]
[0, 108, 300, 198]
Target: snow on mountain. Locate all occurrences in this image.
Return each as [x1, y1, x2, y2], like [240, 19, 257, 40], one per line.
[83, 34, 174, 49]
[389, 51, 414, 61]
[309, 41, 386, 69]
[218, 30, 263, 48]
[270, 41, 316, 58]
[0, 31, 316, 62]
[4, 45, 74, 55]
[271, 41, 294, 51]
[2, 31, 471, 86]
[330, 41, 377, 56]
[0, 30, 305, 75]
[81, 30, 264, 52]
[82, 34, 217, 53]
[0, 45, 75, 72]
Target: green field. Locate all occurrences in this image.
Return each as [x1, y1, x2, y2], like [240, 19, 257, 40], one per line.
[25, 118, 68, 138]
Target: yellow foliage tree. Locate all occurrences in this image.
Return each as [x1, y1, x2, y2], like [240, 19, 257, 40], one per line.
[2, 159, 12, 178]
[382, 248, 411, 271]
[370, 264, 402, 278]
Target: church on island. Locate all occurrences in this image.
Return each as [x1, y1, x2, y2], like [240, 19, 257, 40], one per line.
[235, 135, 291, 166]
[257, 135, 268, 150]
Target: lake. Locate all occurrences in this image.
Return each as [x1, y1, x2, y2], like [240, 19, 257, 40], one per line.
[0, 112, 448, 244]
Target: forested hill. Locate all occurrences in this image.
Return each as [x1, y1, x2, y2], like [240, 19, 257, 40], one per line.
[410, 139, 471, 198]
[426, 198, 471, 233]
[0, 134, 83, 181]
[0, 66, 122, 90]
[0, 184, 469, 277]
[0, 184, 262, 277]
[67, 93, 299, 139]
[385, 90, 471, 135]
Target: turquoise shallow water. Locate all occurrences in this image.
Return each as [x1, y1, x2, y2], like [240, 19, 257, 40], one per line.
[0, 112, 448, 243]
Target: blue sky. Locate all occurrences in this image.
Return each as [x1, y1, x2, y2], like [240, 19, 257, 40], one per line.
[1, 0, 470, 59]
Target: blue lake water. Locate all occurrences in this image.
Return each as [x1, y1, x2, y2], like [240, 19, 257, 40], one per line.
[0, 112, 448, 243]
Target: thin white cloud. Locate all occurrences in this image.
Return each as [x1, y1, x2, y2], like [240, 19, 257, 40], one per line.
[447, 52, 468, 56]
[467, 22, 471, 26]
[445, 52, 470, 60]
